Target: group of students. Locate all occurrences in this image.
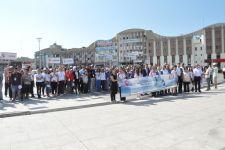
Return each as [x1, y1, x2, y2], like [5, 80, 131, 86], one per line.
[0, 62, 222, 102]
[1, 65, 111, 101]
[109, 63, 221, 102]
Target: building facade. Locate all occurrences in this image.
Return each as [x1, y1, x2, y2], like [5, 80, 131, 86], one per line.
[35, 23, 225, 68]
[0, 52, 17, 69]
[35, 43, 67, 68]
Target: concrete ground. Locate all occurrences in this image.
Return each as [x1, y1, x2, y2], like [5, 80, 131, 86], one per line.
[0, 82, 225, 150]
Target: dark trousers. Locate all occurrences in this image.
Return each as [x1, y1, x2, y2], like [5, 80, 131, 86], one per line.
[110, 92, 116, 101]
[30, 81, 34, 97]
[58, 81, 65, 94]
[183, 82, 190, 92]
[206, 78, 211, 90]
[210, 75, 213, 84]
[51, 82, 58, 94]
[41, 82, 45, 96]
[23, 84, 31, 98]
[194, 76, 201, 92]
[83, 83, 88, 93]
[223, 72, 225, 79]
[178, 76, 183, 93]
[119, 87, 126, 101]
[5, 82, 12, 98]
[36, 82, 42, 98]
[74, 79, 79, 94]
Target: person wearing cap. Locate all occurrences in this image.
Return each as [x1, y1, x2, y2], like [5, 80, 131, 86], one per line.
[212, 63, 218, 89]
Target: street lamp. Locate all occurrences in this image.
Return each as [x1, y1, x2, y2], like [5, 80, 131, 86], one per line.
[36, 37, 42, 67]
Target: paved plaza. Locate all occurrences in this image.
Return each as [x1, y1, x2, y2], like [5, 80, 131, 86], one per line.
[0, 81, 225, 150]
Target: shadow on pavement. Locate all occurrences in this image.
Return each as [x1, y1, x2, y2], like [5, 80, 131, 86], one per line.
[124, 94, 205, 107]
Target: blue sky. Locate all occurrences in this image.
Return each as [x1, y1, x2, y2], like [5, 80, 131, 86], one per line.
[0, 0, 225, 58]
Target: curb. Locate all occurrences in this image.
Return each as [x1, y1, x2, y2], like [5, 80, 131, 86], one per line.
[0, 101, 112, 118]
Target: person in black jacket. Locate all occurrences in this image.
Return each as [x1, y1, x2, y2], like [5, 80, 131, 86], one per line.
[142, 64, 150, 77]
[110, 69, 118, 102]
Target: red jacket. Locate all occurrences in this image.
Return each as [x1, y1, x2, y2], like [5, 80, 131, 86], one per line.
[65, 70, 74, 81]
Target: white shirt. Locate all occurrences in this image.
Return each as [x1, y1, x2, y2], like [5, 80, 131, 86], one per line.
[95, 72, 101, 80]
[171, 70, 178, 79]
[51, 73, 58, 82]
[162, 69, 169, 75]
[222, 67, 225, 72]
[57, 71, 65, 81]
[117, 72, 126, 87]
[35, 73, 44, 82]
[45, 74, 51, 82]
[100, 72, 106, 80]
[193, 68, 202, 77]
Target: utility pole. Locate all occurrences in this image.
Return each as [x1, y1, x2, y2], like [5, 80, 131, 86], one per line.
[36, 38, 42, 67]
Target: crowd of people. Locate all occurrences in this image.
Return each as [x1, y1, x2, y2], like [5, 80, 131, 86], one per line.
[0, 62, 224, 102]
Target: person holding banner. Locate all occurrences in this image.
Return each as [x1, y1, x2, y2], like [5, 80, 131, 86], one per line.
[170, 65, 178, 96]
[117, 68, 127, 102]
[183, 67, 191, 93]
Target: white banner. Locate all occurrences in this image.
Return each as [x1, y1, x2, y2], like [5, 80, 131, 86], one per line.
[62, 58, 74, 64]
[0, 52, 17, 60]
[48, 57, 60, 64]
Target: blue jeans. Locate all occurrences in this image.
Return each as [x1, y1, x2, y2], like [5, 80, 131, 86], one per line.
[206, 78, 210, 90]
[96, 80, 101, 92]
[11, 85, 20, 100]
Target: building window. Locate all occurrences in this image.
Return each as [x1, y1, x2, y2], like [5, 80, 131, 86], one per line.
[217, 54, 220, 59]
[188, 55, 191, 64]
[164, 56, 167, 64]
[172, 55, 175, 64]
[207, 54, 211, 59]
[179, 55, 183, 63]
[157, 56, 160, 65]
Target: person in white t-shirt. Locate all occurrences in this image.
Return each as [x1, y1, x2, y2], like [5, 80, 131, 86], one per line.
[193, 64, 203, 92]
[57, 67, 65, 95]
[204, 66, 211, 91]
[50, 68, 58, 96]
[35, 68, 44, 98]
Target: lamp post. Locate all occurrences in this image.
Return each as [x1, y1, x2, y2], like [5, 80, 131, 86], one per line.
[36, 37, 42, 67]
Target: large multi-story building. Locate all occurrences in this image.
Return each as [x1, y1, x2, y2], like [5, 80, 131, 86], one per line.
[35, 23, 225, 68]
[117, 23, 225, 67]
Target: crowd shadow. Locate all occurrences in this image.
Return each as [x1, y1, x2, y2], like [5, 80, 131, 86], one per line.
[124, 93, 206, 107]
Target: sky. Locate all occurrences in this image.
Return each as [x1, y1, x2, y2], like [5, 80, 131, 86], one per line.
[0, 0, 225, 58]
